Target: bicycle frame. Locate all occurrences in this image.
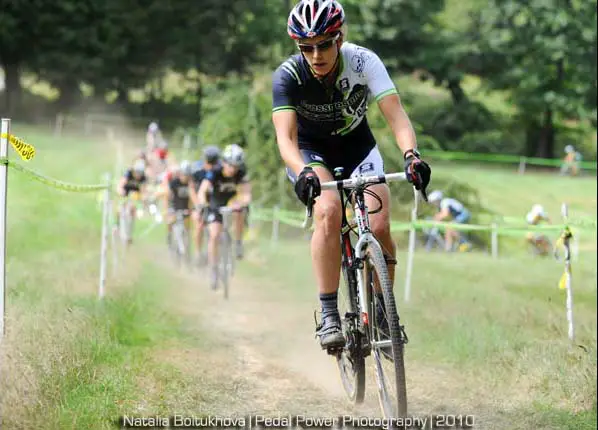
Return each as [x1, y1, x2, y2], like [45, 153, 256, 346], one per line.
[171, 209, 191, 256]
[338, 177, 395, 353]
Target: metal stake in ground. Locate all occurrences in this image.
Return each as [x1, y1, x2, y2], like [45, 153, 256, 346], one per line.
[99, 172, 111, 299]
[560, 203, 575, 342]
[0, 118, 10, 339]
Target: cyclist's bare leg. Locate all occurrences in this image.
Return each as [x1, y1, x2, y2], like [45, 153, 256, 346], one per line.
[535, 236, 550, 255]
[366, 183, 396, 285]
[233, 210, 244, 241]
[444, 228, 456, 251]
[312, 167, 342, 295]
[311, 166, 344, 349]
[166, 212, 175, 244]
[184, 215, 192, 235]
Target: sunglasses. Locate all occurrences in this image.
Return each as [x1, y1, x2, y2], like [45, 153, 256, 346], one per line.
[297, 34, 340, 54]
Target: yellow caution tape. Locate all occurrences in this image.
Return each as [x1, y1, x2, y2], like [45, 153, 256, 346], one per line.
[0, 133, 36, 161]
[0, 157, 109, 192]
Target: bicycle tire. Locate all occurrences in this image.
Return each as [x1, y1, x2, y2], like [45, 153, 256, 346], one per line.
[182, 225, 192, 266]
[127, 206, 135, 245]
[172, 221, 185, 265]
[120, 205, 132, 247]
[220, 232, 230, 299]
[197, 227, 209, 268]
[336, 260, 366, 403]
[118, 208, 127, 245]
[365, 242, 408, 418]
[229, 233, 236, 277]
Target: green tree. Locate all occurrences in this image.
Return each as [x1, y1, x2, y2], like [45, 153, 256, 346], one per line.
[475, 0, 597, 157]
[342, 0, 445, 74]
[0, 0, 45, 114]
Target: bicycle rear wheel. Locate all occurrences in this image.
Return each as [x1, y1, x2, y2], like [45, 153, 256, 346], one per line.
[172, 221, 186, 265]
[182, 226, 192, 266]
[365, 243, 408, 418]
[336, 260, 366, 403]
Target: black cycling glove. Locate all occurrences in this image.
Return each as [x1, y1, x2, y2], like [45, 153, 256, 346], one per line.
[294, 166, 321, 206]
[404, 150, 431, 196]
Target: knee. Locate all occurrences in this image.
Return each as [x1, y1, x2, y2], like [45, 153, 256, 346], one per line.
[209, 225, 221, 239]
[314, 197, 342, 235]
[371, 213, 391, 239]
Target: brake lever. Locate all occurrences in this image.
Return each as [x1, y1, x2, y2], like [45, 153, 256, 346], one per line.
[419, 187, 429, 203]
[302, 180, 316, 230]
[306, 179, 315, 218]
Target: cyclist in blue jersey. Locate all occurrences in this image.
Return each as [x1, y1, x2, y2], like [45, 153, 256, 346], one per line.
[190, 146, 222, 265]
[271, 0, 431, 350]
[428, 190, 471, 252]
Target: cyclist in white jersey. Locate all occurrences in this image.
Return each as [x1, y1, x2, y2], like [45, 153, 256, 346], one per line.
[428, 190, 471, 252]
[272, 0, 431, 350]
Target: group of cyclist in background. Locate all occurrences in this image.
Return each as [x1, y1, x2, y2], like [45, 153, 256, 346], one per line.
[115, 121, 252, 290]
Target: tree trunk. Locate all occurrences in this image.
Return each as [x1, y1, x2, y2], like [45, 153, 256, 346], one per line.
[525, 108, 555, 158]
[195, 74, 202, 123]
[536, 107, 555, 158]
[116, 85, 128, 105]
[447, 79, 467, 105]
[524, 123, 538, 157]
[2, 62, 22, 115]
[55, 81, 81, 112]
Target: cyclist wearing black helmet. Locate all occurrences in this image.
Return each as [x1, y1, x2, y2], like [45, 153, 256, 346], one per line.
[196, 144, 252, 289]
[191, 146, 222, 265]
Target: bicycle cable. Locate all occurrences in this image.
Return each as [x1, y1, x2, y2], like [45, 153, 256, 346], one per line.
[343, 184, 384, 237]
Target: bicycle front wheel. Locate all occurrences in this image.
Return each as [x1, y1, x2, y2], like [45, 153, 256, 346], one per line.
[336, 260, 366, 403]
[365, 243, 408, 418]
[220, 232, 230, 299]
[172, 222, 185, 265]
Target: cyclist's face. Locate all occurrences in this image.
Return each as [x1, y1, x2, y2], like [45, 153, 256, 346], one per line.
[298, 34, 341, 77]
[133, 170, 143, 179]
[223, 162, 238, 177]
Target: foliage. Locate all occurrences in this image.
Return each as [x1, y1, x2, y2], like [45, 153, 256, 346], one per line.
[472, 0, 598, 156]
[0, 0, 595, 159]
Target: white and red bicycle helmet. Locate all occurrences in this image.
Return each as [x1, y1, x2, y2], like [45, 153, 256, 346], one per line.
[287, 0, 345, 40]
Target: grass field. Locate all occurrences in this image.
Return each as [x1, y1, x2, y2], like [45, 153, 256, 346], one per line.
[0, 124, 596, 429]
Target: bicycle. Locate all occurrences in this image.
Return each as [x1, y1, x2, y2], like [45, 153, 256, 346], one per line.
[302, 168, 418, 418]
[206, 206, 237, 299]
[169, 209, 192, 266]
[117, 194, 137, 247]
[419, 217, 445, 251]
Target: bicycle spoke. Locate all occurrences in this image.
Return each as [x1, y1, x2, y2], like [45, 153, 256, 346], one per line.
[336, 261, 366, 403]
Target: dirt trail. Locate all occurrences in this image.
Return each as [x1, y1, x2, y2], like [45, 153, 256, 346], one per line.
[148, 247, 518, 429]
